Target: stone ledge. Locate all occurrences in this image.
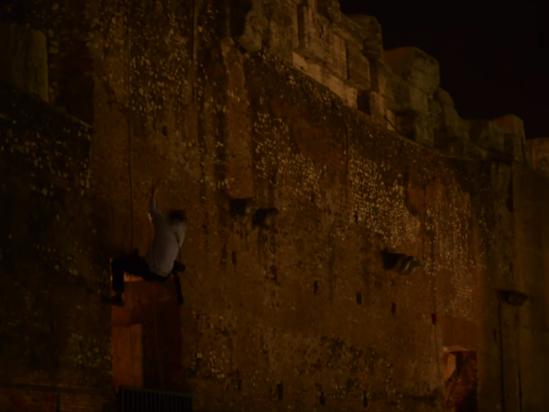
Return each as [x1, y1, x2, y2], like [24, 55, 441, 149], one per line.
[292, 51, 358, 108]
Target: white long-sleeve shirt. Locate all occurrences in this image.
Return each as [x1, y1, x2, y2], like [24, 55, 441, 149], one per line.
[145, 197, 186, 277]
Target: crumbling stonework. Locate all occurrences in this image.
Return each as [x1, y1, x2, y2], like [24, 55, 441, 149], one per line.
[1, 1, 548, 411]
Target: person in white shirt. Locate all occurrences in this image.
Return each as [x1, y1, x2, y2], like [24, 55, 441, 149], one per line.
[106, 182, 187, 306]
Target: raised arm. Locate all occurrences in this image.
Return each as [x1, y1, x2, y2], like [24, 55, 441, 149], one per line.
[175, 222, 187, 249]
[149, 181, 162, 220]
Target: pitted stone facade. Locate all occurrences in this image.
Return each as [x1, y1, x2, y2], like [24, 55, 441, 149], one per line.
[1, 1, 548, 411]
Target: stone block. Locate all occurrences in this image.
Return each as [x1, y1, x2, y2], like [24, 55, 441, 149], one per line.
[315, 0, 343, 21]
[408, 84, 431, 114]
[493, 114, 525, 138]
[358, 90, 397, 131]
[433, 88, 469, 153]
[493, 114, 528, 163]
[379, 63, 430, 115]
[265, 1, 300, 59]
[0, 23, 48, 101]
[347, 15, 383, 59]
[235, 0, 267, 52]
[528, 138, 549, 176]
[357, 90, 384, 118]
[385, 108, 397, 131]
[436, 87, 454, 108]
[468, 115, 527, 162]
[383, 47, 440, 95]
[292, 51, 357, 108]
[347, 41, 371, 89]
[468, 119, 505, 155]
[435, 89, 467, 135]
[395, 110, 434, 145]
[300, 7, 347, 79]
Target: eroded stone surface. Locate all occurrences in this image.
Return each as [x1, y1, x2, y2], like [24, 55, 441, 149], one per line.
[1, 1, 548, 412]
[0, 23, 49, 101]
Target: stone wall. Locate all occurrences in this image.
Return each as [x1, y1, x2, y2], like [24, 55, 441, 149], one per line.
[0, 0, 548, 411]
[236, 0, 529, 162]
[528, 137, 549, 175]
[510, 166, 549, 411]
[0, 23, 49, 101]
[0, 82, 111, 410]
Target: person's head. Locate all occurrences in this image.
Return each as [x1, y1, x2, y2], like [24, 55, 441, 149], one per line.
[168, 209, 187, 224]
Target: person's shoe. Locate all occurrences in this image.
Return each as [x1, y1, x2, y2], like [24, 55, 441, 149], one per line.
[172, 261, 186, 273]
[102, 294, 124, 306]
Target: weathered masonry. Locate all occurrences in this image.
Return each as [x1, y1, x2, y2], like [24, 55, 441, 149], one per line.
[1, 1, 549, 411]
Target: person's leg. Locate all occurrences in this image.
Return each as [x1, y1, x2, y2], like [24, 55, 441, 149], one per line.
[172, 261, 186, 273]
[122, 254, 151, 278]
[108, 254, 150, 305]
[140, 271, 168, 282]
[111, 255, 129, 296]
[173, 273, 184, 305]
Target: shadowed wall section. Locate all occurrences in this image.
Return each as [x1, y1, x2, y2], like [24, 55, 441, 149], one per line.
[0, 82, 111, 410]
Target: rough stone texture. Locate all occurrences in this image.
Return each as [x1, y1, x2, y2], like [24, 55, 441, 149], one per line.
[0, 83, 112, 410]
[0, 23, 49, 101]
[347, 15, 384, 59]
[383, 47, 440, 96]
[528, 137, 549, 176]
[493, 114, 529, 163]
[0, 1, 548, 411]
[512, 167, 549, 412]
[228, 0, 530, 157]
[432, 88, 470, 155]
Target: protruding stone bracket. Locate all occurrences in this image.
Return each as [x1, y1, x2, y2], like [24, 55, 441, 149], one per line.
[229, 197, 252, 218]
[381, 250, 420, 275]
[252, 207, 278, 228]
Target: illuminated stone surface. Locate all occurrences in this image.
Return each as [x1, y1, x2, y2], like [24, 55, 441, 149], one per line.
[0, 1, 547, 411]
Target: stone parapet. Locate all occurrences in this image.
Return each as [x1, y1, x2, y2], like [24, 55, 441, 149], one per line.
[383, 47, 440, 96]
[233, 0, 529, 163]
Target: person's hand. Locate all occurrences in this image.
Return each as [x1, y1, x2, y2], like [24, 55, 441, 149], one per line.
[151, 179, 163, 196]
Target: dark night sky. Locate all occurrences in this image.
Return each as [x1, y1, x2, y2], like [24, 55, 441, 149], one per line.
[339, 1, 549, 138]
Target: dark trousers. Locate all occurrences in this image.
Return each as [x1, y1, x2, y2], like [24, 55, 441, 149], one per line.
[111, 253, 168, 294]
[111, 252, 185, 304]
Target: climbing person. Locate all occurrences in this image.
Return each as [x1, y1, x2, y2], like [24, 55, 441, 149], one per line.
[105, 180, 187, 306]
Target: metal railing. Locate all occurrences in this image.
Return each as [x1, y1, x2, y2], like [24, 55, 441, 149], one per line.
[119, 387, 192, 412]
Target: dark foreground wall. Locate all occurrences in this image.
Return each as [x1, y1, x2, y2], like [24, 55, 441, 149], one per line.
[0, 83, 111, 410]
